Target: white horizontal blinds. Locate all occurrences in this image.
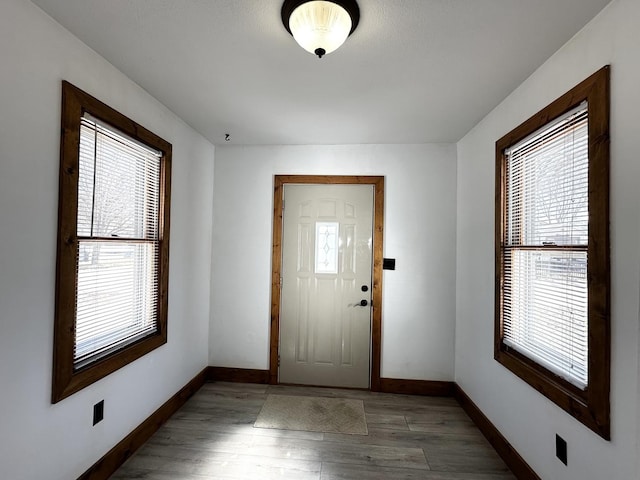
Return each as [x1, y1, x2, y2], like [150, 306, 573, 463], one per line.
[78, 115, 160, 239]
[503, 102, 589, 389]
[75, 115, 162, 369]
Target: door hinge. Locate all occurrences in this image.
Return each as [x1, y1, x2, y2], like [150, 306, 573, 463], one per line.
[278, 355, 281, 367]
[280, 277, 283, 287]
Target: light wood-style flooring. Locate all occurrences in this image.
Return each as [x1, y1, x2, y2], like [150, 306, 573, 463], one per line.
[111, 382, 516, 480]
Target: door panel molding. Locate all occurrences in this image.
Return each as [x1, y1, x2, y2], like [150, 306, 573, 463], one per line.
[270, 175, 384, 390]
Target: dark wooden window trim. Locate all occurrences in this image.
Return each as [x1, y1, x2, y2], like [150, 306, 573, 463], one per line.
[270, 175, 384, 391]
[52, 81, 172, 403]
[494, 66, 610, 439]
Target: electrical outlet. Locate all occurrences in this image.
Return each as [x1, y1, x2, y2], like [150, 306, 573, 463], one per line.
[93, 400, 104, 426]
[556, 434, 567, 465]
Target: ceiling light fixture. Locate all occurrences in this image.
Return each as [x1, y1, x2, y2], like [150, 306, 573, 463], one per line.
[281, 0, 360, 59]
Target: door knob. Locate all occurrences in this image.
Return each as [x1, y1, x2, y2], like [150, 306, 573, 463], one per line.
[359, 299, 368, 307]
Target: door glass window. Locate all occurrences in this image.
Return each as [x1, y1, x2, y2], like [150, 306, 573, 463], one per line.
[315, 221, 339, 274]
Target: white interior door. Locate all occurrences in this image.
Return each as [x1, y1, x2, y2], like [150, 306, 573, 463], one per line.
[279, 184, 373, 388]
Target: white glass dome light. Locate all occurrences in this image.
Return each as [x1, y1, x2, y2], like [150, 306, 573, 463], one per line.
[290, 1, 351, 58]
[282, 0, 360, 58]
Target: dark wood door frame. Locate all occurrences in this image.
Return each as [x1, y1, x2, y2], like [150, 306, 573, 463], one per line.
[270, 175, 384, 391]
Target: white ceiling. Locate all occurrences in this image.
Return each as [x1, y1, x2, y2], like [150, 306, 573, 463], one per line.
[31, 0, 611, 146]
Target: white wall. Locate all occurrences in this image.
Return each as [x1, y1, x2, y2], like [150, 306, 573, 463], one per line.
[0, 1, 215, 479]
[455, 0, 640, 478]
[210, 144, 457, 381]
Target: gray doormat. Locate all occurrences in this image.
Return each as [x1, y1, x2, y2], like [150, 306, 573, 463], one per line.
[254, 394, 368, 435]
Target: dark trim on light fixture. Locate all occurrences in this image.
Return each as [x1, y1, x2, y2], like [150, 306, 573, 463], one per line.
[281, 0, 360, 36]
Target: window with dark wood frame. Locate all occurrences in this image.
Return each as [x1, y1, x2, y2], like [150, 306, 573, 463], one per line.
[52, 81, 172, 403]
[495, 66, 610, 439]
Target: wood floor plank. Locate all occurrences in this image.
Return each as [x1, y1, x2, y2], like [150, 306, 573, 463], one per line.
[405, 410, 479, 435]
[323, 429, 489, 450]
[165, 415, 325, 440]
[175, 400, 260, 414]
[423, 452, 512, 475]
[320, 462, 515, 480]
[266, 385, 374, 400]
[366, 413, 410, 431]
[202, 381, 269, 394]
[171, 407, 259, 424]
[116, 443, 322, 479]
[320, 461, 431, 479]
[111, 468, 213, 480]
